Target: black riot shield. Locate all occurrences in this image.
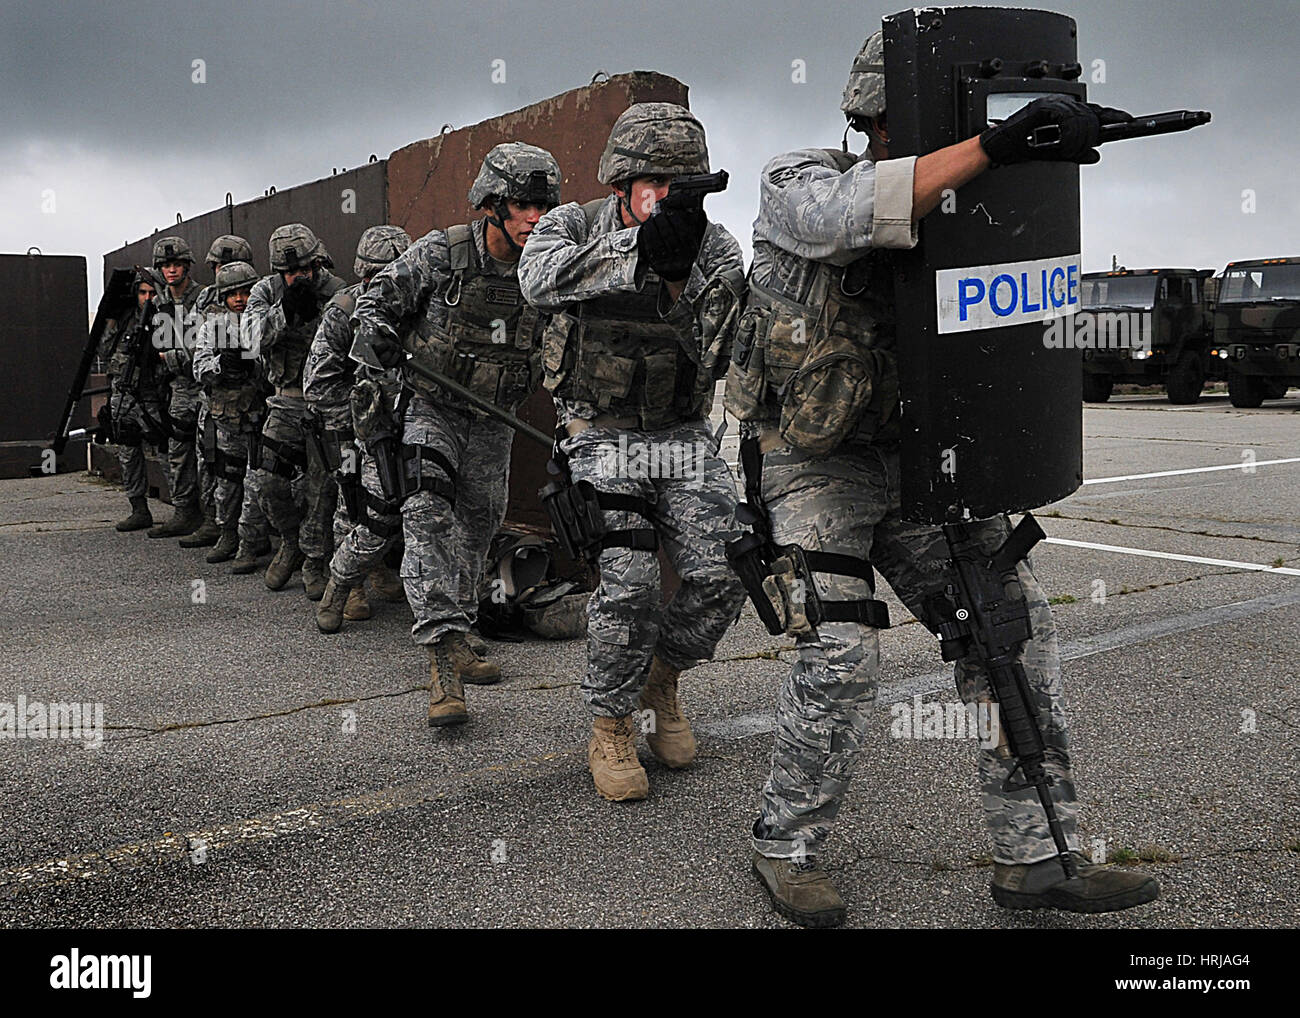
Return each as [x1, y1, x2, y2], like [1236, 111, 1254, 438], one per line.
[884, 6, 1086, 524]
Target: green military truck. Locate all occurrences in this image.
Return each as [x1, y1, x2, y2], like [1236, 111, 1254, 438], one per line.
[1209, 257, 1300, 408]
[1080, 268, 1217, 404]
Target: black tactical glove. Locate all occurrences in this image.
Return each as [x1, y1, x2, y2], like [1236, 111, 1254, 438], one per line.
[218, 348, 249, 374]
[980, 96, 1132, 166]
[636, 204, 708, 283]
[364, 329, 406, 370]
[281, 278, 321, 324]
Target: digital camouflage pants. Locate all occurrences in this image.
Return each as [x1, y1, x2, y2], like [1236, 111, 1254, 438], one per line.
[212, 413, 270, 544]
[195, 401, 217, 520]
[166, 383, 201, 513]
[330, 447, 401, 586]
[562, 419, 747, 718]
[254, 398, 336, 559]
[752, 441, 1080, 866]
[108, 381, 163, 500]
[400, 395, 510, 645]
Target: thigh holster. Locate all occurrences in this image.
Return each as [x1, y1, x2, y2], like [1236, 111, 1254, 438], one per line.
[725, 436, 889, 637]
[259, 434, 306, 479]
[213, 447, 248, 482]
[399, 444, 457, 508]
[539, 471, 659, 564]
[360, 489, 403, 539]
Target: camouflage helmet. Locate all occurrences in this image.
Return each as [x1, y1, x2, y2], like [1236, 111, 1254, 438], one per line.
[354, 225, 412, 279]
[205, 234, 254, 268]
[152, 235, 194, 266]
[841, 31, 886, 119]
[215, 260, 258, 299]
[468, 142, 562, 209]
[268, 223, 323, 271]
[597, 103, 709, 185]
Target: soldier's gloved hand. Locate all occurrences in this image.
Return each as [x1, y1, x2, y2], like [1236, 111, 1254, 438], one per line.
[368, 331, 407, 370]
[218, 349, 248, 374]
[281, 278, 321, 324]
[636, 204, 707, 282]
[980, 96, 1132, 166]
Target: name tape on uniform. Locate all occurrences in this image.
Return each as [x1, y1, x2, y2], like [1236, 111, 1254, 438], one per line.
[936, 254, 1082, 335]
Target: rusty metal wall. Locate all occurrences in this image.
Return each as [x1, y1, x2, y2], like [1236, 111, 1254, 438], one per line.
[0, 253, 89, 477]
[103, 163, 387, 288]
[386, 71, 689, 528]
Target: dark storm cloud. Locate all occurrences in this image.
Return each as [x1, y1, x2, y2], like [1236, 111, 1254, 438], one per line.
[3, 0, 1297, 308]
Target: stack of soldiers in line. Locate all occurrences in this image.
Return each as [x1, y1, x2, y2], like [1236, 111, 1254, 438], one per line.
[96, 35, 1161, 928]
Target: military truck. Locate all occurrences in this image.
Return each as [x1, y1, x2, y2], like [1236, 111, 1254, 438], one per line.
[1079, 268, 1217, 403]
[1209, 257, 1300, 408]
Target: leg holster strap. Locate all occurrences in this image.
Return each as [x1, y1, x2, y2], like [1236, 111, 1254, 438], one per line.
[213, 447, 248, 482]
[400, 445, 457, 507]
[361, 490, 402, 539]
[260, 434, 306, 479]
[593, 491, 660, 553]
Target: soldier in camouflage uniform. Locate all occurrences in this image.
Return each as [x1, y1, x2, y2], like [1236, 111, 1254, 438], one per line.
[519, 105, 748, 801]
[147, 237, 206, 539]
[102, 271, 165, 532]
[245, 224, 345, 594]
[182, 235, 257, 550]
[352, 143, 563, 727]
[192, 261, 272, 565]
[732, 31, 1158, 927]
[304, 225, 413, 632]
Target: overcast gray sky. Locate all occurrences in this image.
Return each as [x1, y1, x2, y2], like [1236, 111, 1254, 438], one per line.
[4, 0, 1296, 309]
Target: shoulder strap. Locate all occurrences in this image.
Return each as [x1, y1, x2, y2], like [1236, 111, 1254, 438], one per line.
[819, 147, 861, 174]
[446, 224, 475, 273]
[327, 289, 358, 316]
[581, 198, 607, 233]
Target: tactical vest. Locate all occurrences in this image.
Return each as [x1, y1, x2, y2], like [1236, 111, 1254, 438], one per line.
[724, 150, 900, 455]
[264, 272, 344, 390]
[403, 223, 543, 413]
[206, 311, 265, 426]
[542, 199, 712, 430]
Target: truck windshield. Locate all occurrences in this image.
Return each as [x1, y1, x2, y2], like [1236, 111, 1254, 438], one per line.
[1218, 263, 1300, 303]
[1081, 276, 1158, 309]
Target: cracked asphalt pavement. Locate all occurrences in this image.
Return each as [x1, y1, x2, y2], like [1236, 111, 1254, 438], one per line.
[1, 391, 1297, 928]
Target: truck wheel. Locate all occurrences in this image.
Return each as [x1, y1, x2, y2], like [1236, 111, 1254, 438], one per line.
[1082, 373, 1113, 403]
[1264, 379, 1291, 399]
[1165, 352, 1204, 404]
[1228, 372, 1267, 409]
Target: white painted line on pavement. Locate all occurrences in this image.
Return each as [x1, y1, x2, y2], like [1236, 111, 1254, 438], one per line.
[1042, 537, 1300, 576]
[1083, 457, 1300, 486]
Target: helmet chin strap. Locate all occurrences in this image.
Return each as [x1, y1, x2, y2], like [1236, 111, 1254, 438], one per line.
[617, 182, 648, 227]
[485, 200, 523, 255]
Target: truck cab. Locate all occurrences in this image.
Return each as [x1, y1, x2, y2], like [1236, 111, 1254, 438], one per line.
[1209, 257, 1300, 407]
[1080, 268, 1216, 403]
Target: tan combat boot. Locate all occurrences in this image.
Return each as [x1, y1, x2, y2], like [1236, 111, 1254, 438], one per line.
[752, 852, 847, 928]
[991, 851, 1160, 913]
[427, 640, 468, 727]
[588, 715, 649, 801]
[315, 577, 353, 634]
[265, 537, 304, 590]
[443, 631, 501, 685]
[368, 565, 406, 603]
[343, 585, 371, 621]
[115, 496, 153, 532]
[638, 656, 697, 768]
[206, 526, 239, 563]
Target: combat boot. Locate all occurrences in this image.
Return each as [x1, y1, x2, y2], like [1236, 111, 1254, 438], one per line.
[301, 556, 328, 600]
[368, 565, 405, 603]
[315, 576, 353, 634]
[115, 497, 152, 532]
[264, 537, 305, 590]
[587, 715, 649, 802]
[179, 510, 221, 548]
[443, 631, 501, 685]
[638, 655, 696, 768]
[343, 585, 371, 621]
[427, 640, 468, 727]
[751, 852, 847, 929]
[230, 538, 271, 575]
[990, 851, 1160, 914]
[148, 504, 201, 539]
[206, 527, 239, 564]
